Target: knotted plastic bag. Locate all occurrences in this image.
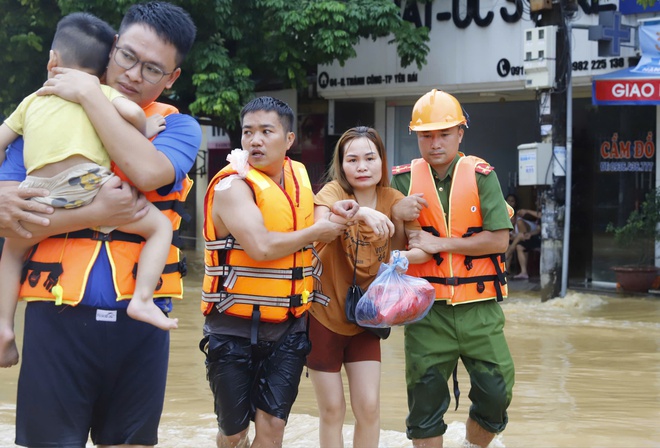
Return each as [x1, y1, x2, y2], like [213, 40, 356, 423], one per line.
[356, 251, 435, 328]
[215, 148, 250, 192]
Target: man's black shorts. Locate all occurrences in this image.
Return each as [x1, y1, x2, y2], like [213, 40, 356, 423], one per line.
[203, 331, 311, 436]
[16, 302, 169, 447]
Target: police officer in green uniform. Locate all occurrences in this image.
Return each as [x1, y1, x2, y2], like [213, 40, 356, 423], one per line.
[390, 89, 515, 448]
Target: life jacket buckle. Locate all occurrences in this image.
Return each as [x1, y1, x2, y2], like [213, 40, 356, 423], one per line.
[224, 237, 236, 250]
[445, 277, 459, 286]
[28, 271, 41, 287]
[179, 257, 188, 277]
[42, 265, 63, 292]
[92, 231, 112, 242]
[289, 294, 303, 307]
[43, 273, 59, 291]
[291, 267, 303, 280]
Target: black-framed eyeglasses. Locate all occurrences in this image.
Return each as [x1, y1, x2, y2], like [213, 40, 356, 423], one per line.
[113, 46, 175, 84]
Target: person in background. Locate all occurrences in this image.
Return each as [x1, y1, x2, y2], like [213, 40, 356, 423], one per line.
[509, 206, 541, 280]
[0, 3, 200, 446]
[504, 193, 521, 275]
[307, 126, 431, 448]
[505, 193, 519, 225]
[200, 96, 355, 448]
[391, 89, 515, 448]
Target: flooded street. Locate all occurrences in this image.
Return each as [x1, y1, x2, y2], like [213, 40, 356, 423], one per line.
[1, 251, 659, 447]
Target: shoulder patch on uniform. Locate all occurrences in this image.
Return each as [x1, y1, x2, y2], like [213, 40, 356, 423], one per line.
[391, 163, 411, 175]
[474, 162, 495, 176]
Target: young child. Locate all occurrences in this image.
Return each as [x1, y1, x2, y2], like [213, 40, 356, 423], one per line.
[0, 12, 177, 368]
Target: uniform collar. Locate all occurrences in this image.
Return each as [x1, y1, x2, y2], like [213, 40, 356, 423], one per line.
[430, 154, 462, 182]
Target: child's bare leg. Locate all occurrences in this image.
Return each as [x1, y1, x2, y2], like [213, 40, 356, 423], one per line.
[119, 204, 177, 331]
[0, 236, 44, 367]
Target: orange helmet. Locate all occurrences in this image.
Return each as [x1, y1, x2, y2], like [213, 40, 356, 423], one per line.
[409, 89, 468, 132]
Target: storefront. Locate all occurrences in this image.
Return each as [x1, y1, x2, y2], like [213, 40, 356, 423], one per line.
[589, 17, 660, 284]
[316, 0, 658, 286]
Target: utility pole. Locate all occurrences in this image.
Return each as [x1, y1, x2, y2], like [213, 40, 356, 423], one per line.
[534, 1, 572, 301]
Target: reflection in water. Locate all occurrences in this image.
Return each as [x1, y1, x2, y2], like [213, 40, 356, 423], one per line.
[1, 252, 659, 447]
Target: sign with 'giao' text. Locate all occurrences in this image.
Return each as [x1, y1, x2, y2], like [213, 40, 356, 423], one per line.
[592, 19, 660, 105]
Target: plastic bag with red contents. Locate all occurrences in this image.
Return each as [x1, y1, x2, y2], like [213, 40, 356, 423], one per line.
[355, 251, 435, 328]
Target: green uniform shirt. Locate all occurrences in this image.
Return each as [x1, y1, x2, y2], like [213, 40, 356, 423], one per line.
[390, 155, 513, 231]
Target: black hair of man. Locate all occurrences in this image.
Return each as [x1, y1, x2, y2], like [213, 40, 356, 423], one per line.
[240, 96, 294, 134]
[52, 13, 116, 78]
[119, 2, 196, 66]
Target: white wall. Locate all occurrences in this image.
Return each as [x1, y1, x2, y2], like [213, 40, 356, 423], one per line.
[317, 0, 637, 99]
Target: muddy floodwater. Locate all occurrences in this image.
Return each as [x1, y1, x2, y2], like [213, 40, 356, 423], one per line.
[1, 252, 659, 447]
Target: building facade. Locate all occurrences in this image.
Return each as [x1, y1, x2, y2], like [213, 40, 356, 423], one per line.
[312, 0, 659, 287]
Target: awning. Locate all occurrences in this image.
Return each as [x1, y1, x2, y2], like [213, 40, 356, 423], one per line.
[592, 19, 660, 106]
[592, 68, 660, 106]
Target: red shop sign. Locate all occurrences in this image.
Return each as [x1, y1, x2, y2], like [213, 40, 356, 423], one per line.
[593, 78, 660, 105]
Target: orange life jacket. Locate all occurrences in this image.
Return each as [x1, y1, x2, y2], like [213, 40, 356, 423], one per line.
[19, 101, 192, 305]
[201, 158, 328, 323]
[405, 155, 509, 304]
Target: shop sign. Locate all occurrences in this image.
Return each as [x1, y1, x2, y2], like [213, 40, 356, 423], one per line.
[592, 19, 660, 105]
[593, 79, 660, 104]
[320, 0, 628, 98]
[599, 132, 655, 172]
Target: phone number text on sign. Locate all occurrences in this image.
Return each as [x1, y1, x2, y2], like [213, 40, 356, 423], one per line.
[573, 57, 626, 71]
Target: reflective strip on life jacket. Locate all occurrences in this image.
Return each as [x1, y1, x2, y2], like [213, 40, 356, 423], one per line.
[202, 290, 330, 312]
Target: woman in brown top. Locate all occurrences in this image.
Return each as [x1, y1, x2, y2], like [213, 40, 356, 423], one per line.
[307, 126, 430, 447]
